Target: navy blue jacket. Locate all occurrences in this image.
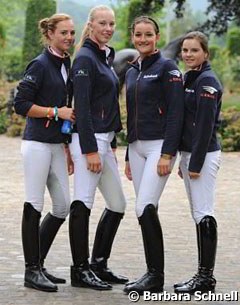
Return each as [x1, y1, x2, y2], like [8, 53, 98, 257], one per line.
[14, 48, 71, 143]
[72, 38, 122, 154]
[126, 51, 184, 156]
[179, 61, 222, 173]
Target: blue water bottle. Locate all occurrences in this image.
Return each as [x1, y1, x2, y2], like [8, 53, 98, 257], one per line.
[61, 120, 72, 134]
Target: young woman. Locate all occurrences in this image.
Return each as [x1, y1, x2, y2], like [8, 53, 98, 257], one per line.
[14, 14, 75, 292]
[123, 16, 184, 295]
[174, 31, 222, 294]
[69, 5, 128, 290]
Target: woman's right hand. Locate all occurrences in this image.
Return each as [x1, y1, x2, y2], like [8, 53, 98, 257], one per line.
[125, 161, 132, 181]
[58, 106, 75, 122]
[86, 153, 102, 174]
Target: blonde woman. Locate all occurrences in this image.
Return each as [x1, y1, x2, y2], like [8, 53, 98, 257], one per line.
[69, 5, 128, 290]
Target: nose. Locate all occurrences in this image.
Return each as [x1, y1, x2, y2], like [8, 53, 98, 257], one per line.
[66, 31, 74, 40]
[185, 50, 193, 56]
[105, 24, 113, 31]
[139, 35, 146, 42]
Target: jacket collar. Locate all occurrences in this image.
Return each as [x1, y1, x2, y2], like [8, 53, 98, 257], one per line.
[83, 38, 115, 64]
[184, 61, 211, 87]
[43, 47, 71, 71]
[131, 50, 161, 71]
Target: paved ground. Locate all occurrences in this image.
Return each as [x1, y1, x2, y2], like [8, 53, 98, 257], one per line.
[0, 135, 239, 305]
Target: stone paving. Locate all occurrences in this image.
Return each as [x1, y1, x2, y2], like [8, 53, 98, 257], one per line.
[0, 134, 239, 305]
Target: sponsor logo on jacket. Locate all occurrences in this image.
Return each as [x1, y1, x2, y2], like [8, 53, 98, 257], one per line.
[168, 70, 182, 82]
[75, 69, 88, 77]
[168, 70, 181, 77]
[200, 86, 218, 99]
[185, 88, 195, 93]
[143, 74, 158, 79]
[24, 74, 36, 84]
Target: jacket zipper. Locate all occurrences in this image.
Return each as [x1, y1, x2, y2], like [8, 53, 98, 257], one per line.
[135, 71, 142, 139]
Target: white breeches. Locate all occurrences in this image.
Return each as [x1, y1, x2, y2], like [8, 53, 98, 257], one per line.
[70, 133, 126, 213]
[21, 140, 70, 218]
[179, 150, 221, 224]
[129, 140, 176, 217]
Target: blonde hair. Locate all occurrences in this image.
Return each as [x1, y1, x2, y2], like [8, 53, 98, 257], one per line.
[75, 5, 115, 51]
[39, 13, 72, 45]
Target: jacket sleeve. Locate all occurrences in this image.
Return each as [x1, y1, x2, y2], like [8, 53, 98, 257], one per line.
[189, 77, 220, 173]
[110, 136, 117, 149]
[72, 54, 97, 154]
[14, 61, 45, 116]
[161, 60, 184, 156]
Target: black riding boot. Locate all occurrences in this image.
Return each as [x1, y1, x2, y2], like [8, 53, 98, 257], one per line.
[175, 216, 217, 294]
[174, 224, 200, 288]
[69, 201, 112, 290]
[40, 212, 66, 284]
[124, 204, 164, 295]
[22, 202, 57, 292]
[90, 208, 128, 284]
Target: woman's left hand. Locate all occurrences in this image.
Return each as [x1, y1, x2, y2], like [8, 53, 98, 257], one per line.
[189, 171, 200, 179]
[58, 106, 75, 122]
[157, 157, 171, 176]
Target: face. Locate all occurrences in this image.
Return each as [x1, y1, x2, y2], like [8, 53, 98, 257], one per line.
[89, 9, 115, 48]
[181, 38, 208, 70]
[132, 22, 159, 59]
[48, 19, 75, 55]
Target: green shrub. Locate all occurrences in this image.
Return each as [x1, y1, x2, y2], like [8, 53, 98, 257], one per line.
[0, 110, 8, 134]
[227, 27, 240, 56]
[219, 107, 240, 151]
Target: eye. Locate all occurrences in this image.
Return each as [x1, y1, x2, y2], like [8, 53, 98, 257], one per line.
[71, 30, 75, 35]
[146, 33, 154, 37]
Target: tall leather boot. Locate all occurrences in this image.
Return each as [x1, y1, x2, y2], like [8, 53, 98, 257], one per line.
[22, 202, 57, 292]
[124, 204, 164, 295]
[174, 224, 200, 288]
[69, 201, 112, 290]
[90, 208, 128, 284]
[175, 216, 217, 294]
[40, 212, 66, 284]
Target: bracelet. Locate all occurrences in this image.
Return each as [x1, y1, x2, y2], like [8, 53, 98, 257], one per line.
[46, 107, 53, 119]
[161, 153, 172, 160]
[54, 106, 58, 121]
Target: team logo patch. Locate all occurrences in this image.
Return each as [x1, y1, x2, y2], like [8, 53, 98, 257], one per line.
[24, 74, 36, 84]
[185, 88, 194, 93]
[168, 70, 181, 77]
[75, 69, 88, 77]
[143, 74, 158, 79]
[202, 86, 218, 94]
